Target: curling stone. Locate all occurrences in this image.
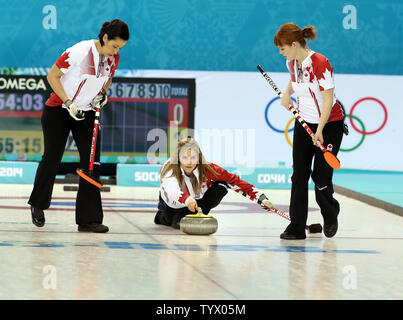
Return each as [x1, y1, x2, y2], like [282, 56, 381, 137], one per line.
[308, 223, 323, 234]
[180, 212, 218, 235]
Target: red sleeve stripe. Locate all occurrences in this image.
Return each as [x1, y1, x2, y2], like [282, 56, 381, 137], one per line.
[71, 79, 87, 102]
[309, 87, 322, 117]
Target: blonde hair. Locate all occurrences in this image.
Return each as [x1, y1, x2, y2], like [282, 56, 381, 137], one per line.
[160, 137, 218, 193]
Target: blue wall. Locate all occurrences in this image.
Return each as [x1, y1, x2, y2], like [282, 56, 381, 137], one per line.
[0, 0, 401, 75]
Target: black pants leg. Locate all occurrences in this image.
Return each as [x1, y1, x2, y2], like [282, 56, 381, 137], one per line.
[197, 181, 228, 214]
[155, 197, 192, 229]
[28, 106, 103, 225]
[311, 120, 343, 224]
[28, 106, 71, 209]
[72, 111, 103, 225]
[288, 120, 315, 233]
[288, 120, 343, 233]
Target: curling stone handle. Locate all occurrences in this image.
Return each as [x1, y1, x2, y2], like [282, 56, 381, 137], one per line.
[185, 211, 213, 218]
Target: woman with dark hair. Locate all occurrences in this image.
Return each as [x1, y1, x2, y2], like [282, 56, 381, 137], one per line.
[154, 137, 275, 229]
[273, 23, 344, 240]
[28, 19, 129, 233]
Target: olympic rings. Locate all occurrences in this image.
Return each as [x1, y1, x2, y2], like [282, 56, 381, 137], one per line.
[265, 96, 387, 152]
[340, 114, 365, 152]
[284, 116, 295, 147]
[265, 96, 297, 133]
[349, 97, 387, 135]
[284, 114, 366, 151]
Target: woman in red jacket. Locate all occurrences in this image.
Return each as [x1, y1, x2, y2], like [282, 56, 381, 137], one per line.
[274, 23, 344, 239]
[154, 137, 274, 229]
[28, 19, 129, 233]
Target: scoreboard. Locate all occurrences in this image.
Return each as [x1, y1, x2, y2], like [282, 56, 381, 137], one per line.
[100, 77, 195, 163]
[0, 75, 195, 164]
[0, 75, 49, 162]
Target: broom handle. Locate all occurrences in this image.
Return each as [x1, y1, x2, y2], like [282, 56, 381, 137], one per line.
[88, 105, 101, 172]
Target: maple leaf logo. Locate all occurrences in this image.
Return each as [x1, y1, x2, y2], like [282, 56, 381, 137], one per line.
[55, 51, 71, 70]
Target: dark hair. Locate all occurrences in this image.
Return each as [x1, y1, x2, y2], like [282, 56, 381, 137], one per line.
[98, 19, 130, 46]
[274, 23, 316, 47]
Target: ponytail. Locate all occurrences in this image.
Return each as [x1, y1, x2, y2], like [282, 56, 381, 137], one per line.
[98, 19, 129, 46]
[301, 25, 316, 41]
[274, 23, 316, 47]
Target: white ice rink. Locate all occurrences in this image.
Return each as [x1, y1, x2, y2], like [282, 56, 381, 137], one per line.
[0, 183, 402, 300]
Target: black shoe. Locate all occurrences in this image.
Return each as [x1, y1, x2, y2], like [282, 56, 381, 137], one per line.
[280, 223, 306, 240]
[324, 209, 339, 238]
[324, 221, 338, 238]
[154, 211, 162, 224]
[78, 223, 109, 233]
[280, 231, 306, 240]
[31, 206, 45, 227]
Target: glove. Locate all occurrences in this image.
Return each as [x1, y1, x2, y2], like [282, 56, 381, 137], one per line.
[62, 99, 85, 121]
[91, 88, 107, 111]
[258, 194, 274, 211]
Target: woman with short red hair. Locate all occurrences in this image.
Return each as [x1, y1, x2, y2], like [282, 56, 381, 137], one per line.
[273, 23, 344, 240]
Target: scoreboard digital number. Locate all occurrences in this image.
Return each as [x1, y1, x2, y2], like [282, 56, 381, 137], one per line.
[0, 75, 49, 161]
[0, 75, 195, 164]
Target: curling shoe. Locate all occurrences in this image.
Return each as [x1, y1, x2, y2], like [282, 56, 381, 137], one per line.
[78, 222, 109, 233]
[31, 206, 45, 227]
[154, 210, 162, 225]
[324, 210, 339, 238]
[324, 220, 338, 238]
[280, 231, 306, 240]
[280, 224, 306, 240]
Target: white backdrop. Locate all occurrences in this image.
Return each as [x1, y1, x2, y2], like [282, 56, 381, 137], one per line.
[129, 69, 402, 171]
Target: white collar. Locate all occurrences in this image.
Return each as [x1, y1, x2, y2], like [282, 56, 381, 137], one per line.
[180, 166, 200, 182]
[300, 50, 315, 69]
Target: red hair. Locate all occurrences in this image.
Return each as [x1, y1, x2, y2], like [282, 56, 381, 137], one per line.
[274, 23, 316, 47]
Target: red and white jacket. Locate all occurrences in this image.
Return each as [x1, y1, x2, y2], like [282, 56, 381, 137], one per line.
[286, 50, 344, 124]
[160, 161, 263, 209]
[46, 40, 119, 110]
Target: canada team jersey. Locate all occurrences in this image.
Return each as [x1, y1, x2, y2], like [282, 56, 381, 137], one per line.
[160, 161, 263, 209]
[286, 51, 344, 124]
[46, 40, 120, 110]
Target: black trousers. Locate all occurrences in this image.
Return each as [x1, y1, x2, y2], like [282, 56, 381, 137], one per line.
[155, 181, 228, 228]
[288, 119, 343, 233]
[28, 105, 103, 225]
